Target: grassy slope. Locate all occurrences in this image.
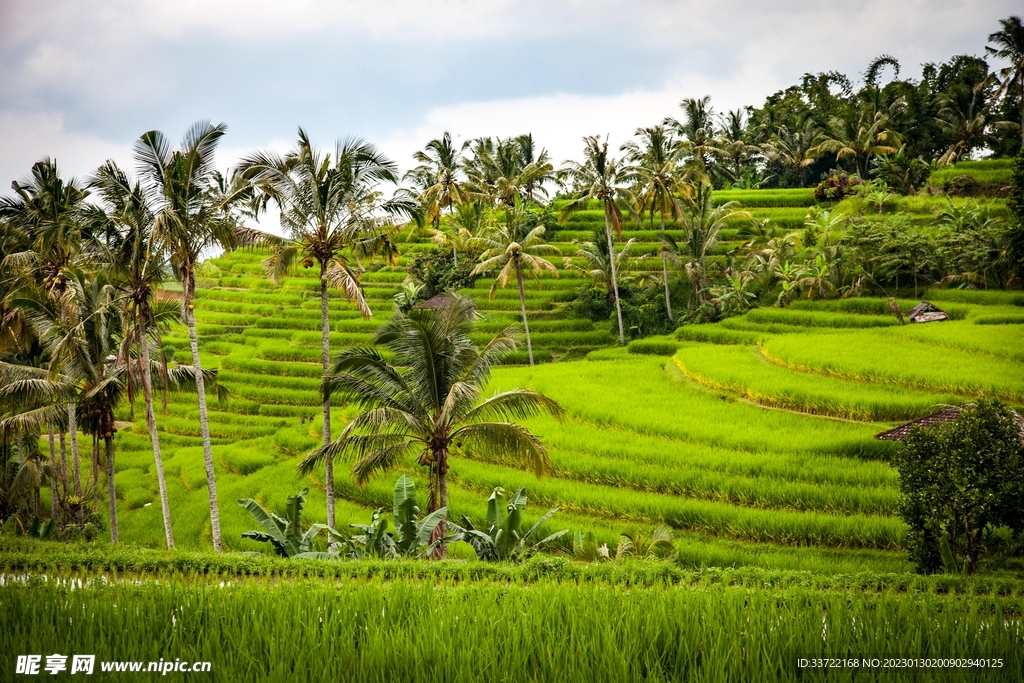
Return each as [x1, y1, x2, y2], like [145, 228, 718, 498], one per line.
[41, 189, 1022, 581]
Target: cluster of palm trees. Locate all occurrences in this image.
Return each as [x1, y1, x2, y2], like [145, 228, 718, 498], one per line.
[0, 123, 252, 548]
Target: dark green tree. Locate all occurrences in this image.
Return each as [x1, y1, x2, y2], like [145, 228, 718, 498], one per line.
[893, 401, 1024, 574]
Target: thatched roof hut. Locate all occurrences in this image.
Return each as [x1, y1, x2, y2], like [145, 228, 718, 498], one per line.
[875, 405, 1024, 441]
[906, 301, 947, 323]
[413, 294, 461, 310]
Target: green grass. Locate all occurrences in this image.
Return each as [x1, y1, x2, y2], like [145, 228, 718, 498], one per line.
[761, 328, 1024, 401]
[674, 343, 966, 421]
[3, 555, 1022, 683]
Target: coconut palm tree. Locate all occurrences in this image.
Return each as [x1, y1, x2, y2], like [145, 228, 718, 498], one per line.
[0, 159, 96, 506]
[405, 132, 467, 262]
[471, 200, 560, 366]
[236, 129, 412, 533]
[674, 183, 749, 306]
[987, 15, 1024, 148]
[764, 116, 820, 187]
[133, 120, 240, 552]
[811, 107, 902, 179]
[89, 160, 176, 548]
[298, 295, 564, 558]
[567, 233, 637, 304]
[464, 135, 555, 208]
[559, 136, 637, 344]
[715, 109, 759, 182]
[622, 125, 687, 321]
[664, 96, 724, 175]
[934, 86, 1015, 166]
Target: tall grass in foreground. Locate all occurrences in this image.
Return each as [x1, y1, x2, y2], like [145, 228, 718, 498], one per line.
[2, 579, 1021, 683]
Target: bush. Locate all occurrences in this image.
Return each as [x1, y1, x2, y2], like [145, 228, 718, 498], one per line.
[814, 171, 861, 202]
[894, 400, 1024, 574]
[407, 246, 481, 299]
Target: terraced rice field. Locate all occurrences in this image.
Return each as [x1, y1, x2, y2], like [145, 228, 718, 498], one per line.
[57, 190, 1019, 581]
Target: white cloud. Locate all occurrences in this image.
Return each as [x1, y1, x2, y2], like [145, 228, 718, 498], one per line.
[0, 111, 130, 186]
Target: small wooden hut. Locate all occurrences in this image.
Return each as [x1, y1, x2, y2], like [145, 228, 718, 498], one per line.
[906, 301, 947, 323]
[875, 405, 1024, 441]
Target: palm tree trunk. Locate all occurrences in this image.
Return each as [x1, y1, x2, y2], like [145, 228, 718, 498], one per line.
[105, 436, 118, 544]
[604, 208, 625, 344]
[140, 321, 174, 548]
[58, 430, 68, 497]
[516, 264, 534, 366]
[184, 280, 222, 552]
[48, 425, 59, 523]
[67, 401, 81, 497]
[91, 435, 99, 512]
[319, 265, 335, 537]
[428, 447, 449, 559]
[453, 244, 458, 268]
[661, 213, 673, 322]
[67, 400, 83, 527]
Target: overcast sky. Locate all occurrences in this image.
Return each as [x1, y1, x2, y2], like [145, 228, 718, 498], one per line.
[0, 0, 1018, 201]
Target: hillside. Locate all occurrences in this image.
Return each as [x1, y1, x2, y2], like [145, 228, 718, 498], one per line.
[75, 185, 1022, 581]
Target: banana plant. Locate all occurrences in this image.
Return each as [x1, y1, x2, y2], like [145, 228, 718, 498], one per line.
[237, 488, 333, 558]
[391, 474, 459, 558]
[457, 487, 567, 561]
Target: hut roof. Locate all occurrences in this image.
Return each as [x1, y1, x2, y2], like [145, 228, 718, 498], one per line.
[414, 294, 460, 309]
[906, 301, 947, 323]
[875, 405, 1024, 441]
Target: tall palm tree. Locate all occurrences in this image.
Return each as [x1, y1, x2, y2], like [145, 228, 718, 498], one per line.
[0, 159, 95, 507]
[716, 109, 759, 182]
[134, 120, 240, 552]
[987, 15, 1024, 148]
[622, 125, 687, 321]
[811, 106, 902, 178]
[472, 201, 560, 366]
[298, 295, 564, 557]
[568, 233, 637, 302]
[236, 129, 412, 533]
[464, 136, 554, 208]
[664, 96, 724, 175]
[405, 132, 467, 263]
[934, 86, 1014, 166]
[89, 161, 176, 548]
[764, 116, 820, 187]
[559, 136, 637, 344]
[674, 183, 749, 306]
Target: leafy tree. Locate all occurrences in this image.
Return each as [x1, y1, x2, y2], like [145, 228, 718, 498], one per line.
[935, 85, 1015, 166]
[404, 132, 467, 263]
[893, 401, 1024, 574]
[299, 295, 564, 558]
[471, 200, 560, 366]
[463, 135, 554, 208]
[0, 159, 96, 505]
[872, 145, 932, 194]
[1006, 152, 1024, 286]
[559, 136, 637, 344]
[237, 129, 411, 533]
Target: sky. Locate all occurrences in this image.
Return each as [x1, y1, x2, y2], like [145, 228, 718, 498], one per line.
[0, 0, 1019, 209]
